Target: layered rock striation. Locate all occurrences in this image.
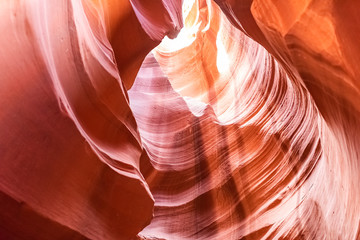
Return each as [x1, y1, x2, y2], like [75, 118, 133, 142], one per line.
[0, 0, 359, 239]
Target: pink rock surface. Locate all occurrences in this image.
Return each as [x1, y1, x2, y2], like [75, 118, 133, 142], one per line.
[0, 0, 359, 239]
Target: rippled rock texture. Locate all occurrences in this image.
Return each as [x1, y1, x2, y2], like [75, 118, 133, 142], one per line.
[0, 0, 359, 239]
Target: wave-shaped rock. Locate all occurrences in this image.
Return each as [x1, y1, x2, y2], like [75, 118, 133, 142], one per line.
[0, 0, 359, 239]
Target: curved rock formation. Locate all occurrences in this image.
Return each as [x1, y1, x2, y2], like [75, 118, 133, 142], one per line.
[0, 0, 359, 239]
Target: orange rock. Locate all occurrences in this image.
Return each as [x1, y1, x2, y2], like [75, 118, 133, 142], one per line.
[1, 0, 359, 239]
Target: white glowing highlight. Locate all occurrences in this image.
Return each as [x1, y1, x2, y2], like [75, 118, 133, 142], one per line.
[216, 32, 230, 74]
[155, 0, 200, 52]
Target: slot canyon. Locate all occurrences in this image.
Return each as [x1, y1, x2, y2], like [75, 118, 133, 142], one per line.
[0, 0, 360, 239]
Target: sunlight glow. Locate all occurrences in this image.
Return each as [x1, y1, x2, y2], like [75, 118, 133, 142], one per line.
[216, 31, 230, 74]
[155, 0, 199, 52]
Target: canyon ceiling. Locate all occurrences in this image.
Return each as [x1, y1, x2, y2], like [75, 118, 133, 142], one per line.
[0, 0, 360, 239]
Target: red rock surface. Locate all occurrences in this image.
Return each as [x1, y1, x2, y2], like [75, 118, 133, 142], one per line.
[1, 0, 359, 239]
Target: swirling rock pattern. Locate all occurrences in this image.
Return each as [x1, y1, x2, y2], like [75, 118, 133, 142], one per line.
[0, 0, 359, 239]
